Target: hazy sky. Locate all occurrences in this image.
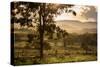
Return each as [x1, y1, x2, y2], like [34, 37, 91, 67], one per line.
[54, 5, 97, 23]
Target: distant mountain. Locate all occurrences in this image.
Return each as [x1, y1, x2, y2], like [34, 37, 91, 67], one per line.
[55, 20, 96, 23]
[82, 28, 97, 33]
[55, 20, 97, 34]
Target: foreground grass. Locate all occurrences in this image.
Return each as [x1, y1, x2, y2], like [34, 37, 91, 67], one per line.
[14, 54, 97, 65]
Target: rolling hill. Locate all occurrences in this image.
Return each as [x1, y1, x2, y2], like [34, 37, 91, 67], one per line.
[55, 20, 97, 34]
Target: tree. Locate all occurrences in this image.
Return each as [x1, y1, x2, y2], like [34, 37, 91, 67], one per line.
[11, 1, 76, 62]
[62, 30, 69, 49]
[81, 33, 97, 55]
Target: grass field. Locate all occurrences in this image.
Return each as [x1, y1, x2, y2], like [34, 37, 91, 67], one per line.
[13, 29, 97, 65]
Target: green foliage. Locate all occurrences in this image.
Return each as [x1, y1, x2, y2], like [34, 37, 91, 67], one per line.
[80, 33, 97, 54]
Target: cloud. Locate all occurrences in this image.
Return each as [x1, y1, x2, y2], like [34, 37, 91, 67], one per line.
[71, 6, 97, 22]
[83, 6, 97, 22]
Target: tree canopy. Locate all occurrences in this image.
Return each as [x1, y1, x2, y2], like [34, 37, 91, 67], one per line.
[11, 1, 76, 27]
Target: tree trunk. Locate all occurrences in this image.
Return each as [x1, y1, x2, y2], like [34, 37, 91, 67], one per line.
[39, 3, 46, 61]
